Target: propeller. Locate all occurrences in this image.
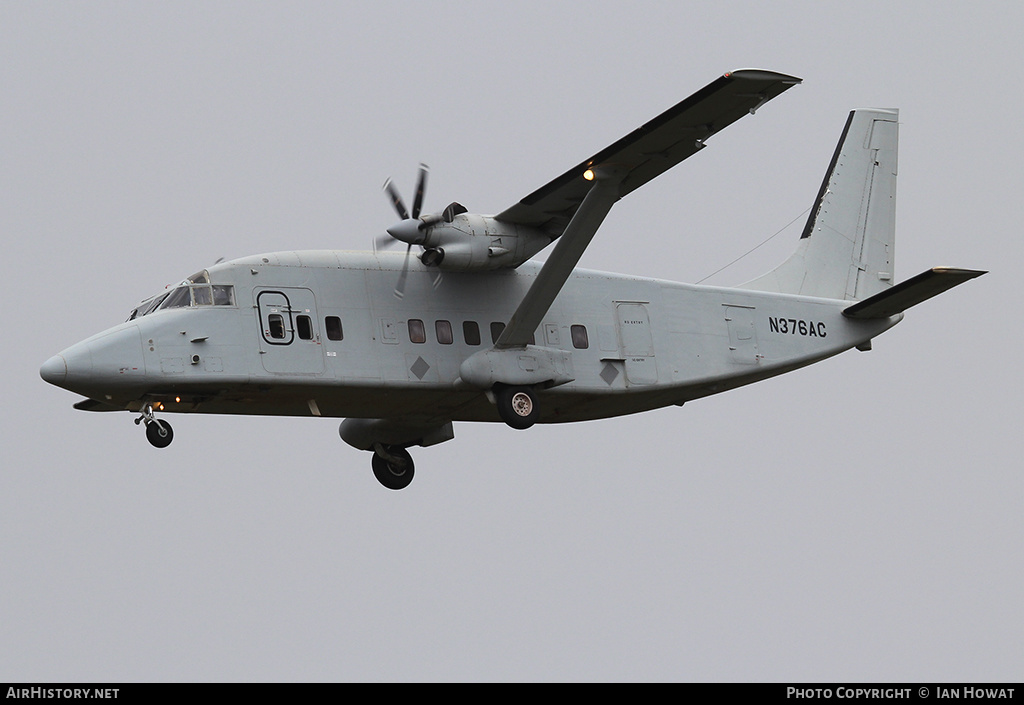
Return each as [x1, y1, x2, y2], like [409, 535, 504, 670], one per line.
[379, 164, 430, 298]
[383, 163, 430, 241]
[378, 164, 467, 297]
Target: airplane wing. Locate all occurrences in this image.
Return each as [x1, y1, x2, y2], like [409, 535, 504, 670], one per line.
[496, 69, 802, 236]
[494, 69, 801, 349]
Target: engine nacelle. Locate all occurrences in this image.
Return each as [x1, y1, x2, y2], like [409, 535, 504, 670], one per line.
[419, 214, 551, 271]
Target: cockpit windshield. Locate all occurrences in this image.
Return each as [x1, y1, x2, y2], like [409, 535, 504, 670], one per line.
[127, 270, 235, 321]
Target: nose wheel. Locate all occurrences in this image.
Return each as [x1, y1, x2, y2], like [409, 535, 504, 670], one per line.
[145, 420, 174, 448]
[135, 404, 174, 448]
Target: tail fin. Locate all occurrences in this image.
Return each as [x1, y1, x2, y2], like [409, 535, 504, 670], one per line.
[742, 109, 899, 300]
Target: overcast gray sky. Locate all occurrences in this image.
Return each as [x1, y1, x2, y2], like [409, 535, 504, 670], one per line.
[2, 1, 1020, 682]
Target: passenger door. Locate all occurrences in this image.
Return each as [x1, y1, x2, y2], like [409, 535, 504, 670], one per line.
[255, 288, 325, 374]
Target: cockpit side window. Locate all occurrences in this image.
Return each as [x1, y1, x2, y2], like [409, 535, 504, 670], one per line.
[149, 269, 236, 314]
[132, 268, 236, 319]
[212, 285, 234, 306]
[192, 285, 213, 306]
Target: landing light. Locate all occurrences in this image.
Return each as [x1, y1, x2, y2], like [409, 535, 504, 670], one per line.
[175, 396, 181, 403]
[583, 168, 595, 181]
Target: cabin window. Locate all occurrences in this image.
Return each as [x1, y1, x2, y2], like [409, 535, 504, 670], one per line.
[490, 322, 505, 344]
[436, 320, 453, 345]
[571, 324, 589, 349]
[408, 319, 426, 344]
[325, 316, 343, 341]
[463, 321, 481, 346]
[296, 315, 313, 340]
[268, 314, 286, 339]
[489, 321, 535, 345]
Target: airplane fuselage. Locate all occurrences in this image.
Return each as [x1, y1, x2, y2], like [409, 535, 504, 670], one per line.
[39, 71, 985, 489]
[44, 249, 899, 426]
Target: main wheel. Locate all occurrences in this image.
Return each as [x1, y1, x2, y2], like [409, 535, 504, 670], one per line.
[145, 419, 174, 448]
[371, 446, 415, 490]
[495, 385, 540, 430]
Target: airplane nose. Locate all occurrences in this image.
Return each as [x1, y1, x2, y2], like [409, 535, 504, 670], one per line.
[40, 354, 67, 385]
[41, 325, 144, 396]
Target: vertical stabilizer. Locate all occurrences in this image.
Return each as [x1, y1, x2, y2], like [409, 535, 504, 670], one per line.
[742, 109, 898, 300]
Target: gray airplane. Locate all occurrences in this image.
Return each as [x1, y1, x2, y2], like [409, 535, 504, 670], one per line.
[40, 70, 985, 489]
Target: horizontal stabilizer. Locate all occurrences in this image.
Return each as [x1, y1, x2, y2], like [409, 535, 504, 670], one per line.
[842, 267, 986, 319]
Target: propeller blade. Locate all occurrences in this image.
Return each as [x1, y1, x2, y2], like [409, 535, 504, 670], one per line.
[383, 178, 410, 221]
[393, 244, 412, 299]
[375, 234, 399, 251]
[412, 163, 429, 220]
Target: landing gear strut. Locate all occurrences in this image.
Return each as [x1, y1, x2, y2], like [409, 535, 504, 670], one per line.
[135, 404, 174, 448]
[494, 385, 540, 430]
[371, 443, 415, 490]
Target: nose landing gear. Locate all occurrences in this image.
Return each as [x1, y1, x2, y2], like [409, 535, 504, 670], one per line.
[135, 404, 174, 448]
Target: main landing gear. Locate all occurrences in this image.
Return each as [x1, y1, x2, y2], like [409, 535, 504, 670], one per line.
[371, 443, 415, 490]
[135, 403, 174, 448]
[494, 385, 540, 430]
[363, 386, 537, 490]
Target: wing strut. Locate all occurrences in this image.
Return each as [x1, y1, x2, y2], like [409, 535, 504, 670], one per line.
[495, 171, 623, 349]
